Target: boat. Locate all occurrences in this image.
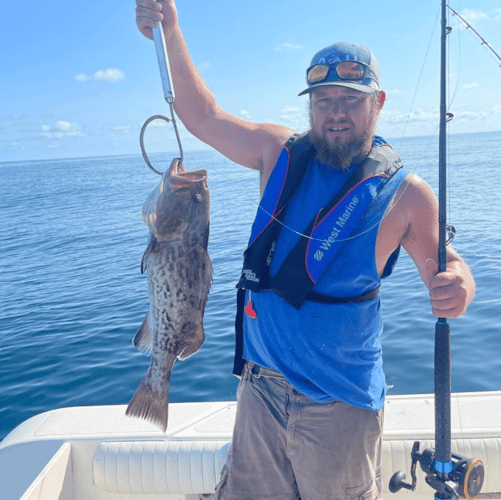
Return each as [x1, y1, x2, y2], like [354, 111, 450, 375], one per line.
[3, 1, 500, 498]
[1, 391, 500, 500]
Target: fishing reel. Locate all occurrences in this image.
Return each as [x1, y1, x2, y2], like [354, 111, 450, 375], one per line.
[389, 441, 484, 499]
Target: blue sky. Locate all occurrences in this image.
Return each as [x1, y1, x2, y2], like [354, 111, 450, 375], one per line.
[1, 0, 500, 162]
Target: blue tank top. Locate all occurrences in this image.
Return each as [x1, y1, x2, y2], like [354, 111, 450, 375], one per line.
[243, 154, 407, 411]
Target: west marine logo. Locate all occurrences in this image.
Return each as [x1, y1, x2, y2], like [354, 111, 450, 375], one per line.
[315, 196, 360, 261]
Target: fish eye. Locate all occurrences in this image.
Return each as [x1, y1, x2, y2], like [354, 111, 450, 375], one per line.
[194, 194, 203, 202]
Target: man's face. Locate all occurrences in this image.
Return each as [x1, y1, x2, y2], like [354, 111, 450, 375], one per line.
[308, 86, 384, 169]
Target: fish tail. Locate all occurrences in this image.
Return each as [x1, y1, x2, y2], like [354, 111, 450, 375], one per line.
[125, 376, 169, 433]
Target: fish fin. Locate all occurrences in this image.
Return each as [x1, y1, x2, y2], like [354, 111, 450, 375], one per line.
[125, 374, 169, 433]
[140, 236, 157, 274]
[132, 315, 153, 355]
[178, 324, 205, 361]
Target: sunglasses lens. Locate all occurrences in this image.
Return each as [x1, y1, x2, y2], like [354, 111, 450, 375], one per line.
[336, 61, 365, 80]
[307, 64, 330, 83]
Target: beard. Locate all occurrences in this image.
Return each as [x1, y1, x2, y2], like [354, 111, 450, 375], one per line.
[308, 106, 379, 170]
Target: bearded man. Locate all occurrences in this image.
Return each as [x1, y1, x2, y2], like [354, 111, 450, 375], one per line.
[135, 1, 475, 499]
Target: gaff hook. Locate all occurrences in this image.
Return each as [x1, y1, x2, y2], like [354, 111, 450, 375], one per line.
[139, 11, 184, 175]
[140, 115, 175, 176]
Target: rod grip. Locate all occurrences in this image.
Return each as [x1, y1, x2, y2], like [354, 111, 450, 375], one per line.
[434, 319, 451, 467]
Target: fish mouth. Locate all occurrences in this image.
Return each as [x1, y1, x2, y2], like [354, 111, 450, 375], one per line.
[168, 158, 208, 189]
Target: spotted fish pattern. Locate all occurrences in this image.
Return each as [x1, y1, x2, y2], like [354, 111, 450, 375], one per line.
[126, 158, 212, 432]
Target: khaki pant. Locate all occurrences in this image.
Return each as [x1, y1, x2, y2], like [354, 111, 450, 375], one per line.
[214, 362, 383, 500]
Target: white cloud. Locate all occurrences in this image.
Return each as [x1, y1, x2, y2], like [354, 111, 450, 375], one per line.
[74, 73, 90, 82]
[463, 82, 479, 89]
[452, 109, 501, 122]
[75, 68, 125, 83]
[239, 110, 252, 120]
[198, 61, 213, 72]
[278, 104, 309, 131]
[380, 108, 437, 124]
[380, 106, 501, 126]
[147, 119, 169, 127]
[460, 8, 488, 23]
[93, 68, 125, 82]
[111, 125, 131, 133]
[42, 121, 82, 139]
[274, 40, 303, 52]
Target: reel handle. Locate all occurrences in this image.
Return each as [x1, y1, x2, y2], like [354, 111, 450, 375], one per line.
[388, 441, 484, 499]
[388, 471, 413, 493]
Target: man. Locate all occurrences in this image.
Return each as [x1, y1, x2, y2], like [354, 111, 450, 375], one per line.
[136, 2, 475, 499]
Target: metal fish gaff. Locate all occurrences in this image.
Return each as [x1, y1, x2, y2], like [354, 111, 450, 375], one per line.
[126, 158, 212, 432]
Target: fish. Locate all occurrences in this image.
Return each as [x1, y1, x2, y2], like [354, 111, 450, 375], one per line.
[126, 158, 212, 432]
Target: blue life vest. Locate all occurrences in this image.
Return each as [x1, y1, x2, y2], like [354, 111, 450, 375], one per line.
[236, 133, 403, 309]
[233, 134, 408, 411]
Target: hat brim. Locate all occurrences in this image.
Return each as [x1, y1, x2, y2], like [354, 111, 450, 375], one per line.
[298, 81, 378, 96]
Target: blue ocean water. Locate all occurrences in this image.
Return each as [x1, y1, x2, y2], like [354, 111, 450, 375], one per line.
[1, 131, 500, 441]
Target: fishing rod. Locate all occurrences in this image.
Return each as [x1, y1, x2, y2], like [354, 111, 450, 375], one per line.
[447, 5, 501, 67]
[140, 6, 184, 175]
[389, 1, 484, 498]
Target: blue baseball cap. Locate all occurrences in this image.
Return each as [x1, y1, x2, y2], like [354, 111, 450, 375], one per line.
[299, 41, 381, 96]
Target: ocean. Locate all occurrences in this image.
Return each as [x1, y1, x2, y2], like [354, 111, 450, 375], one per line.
[1, 130, 500, 441]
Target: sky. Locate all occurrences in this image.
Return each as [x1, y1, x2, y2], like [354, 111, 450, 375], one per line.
[1, 0, 500, 163]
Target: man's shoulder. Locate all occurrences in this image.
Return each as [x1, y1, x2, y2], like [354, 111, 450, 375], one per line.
[398, 173, 436, 206]
[390, 172, 439, 237]
[259, 126, 297, 190]
[377, 172, 438, 267]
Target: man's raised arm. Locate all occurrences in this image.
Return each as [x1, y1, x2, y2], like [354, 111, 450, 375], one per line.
[135, 0, 293, 178]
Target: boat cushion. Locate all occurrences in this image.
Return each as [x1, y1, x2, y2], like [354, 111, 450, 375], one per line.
[92, 438, 501, 495]
[93, 440, 231, 494]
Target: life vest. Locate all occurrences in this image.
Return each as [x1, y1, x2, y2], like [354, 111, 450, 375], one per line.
[236, 133, 404, 310]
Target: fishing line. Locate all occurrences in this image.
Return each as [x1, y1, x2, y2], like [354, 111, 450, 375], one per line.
[139, 124, 410, 245]
[137, 3, 444, 246]
[383, 5, 443, 244]
[139, 121, 432, 246]
[395, 6, 440, 154]
[139, 121, 325, 242]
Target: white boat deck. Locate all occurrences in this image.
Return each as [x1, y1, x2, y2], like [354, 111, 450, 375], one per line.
[1, 392, 500, 500]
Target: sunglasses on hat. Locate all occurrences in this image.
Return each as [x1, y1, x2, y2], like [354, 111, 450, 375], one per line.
[306, 61, 377, 85]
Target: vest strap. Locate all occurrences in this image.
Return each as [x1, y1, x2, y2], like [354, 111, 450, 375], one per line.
[233, 288, 246, 376]
[305, 285, 380, 305]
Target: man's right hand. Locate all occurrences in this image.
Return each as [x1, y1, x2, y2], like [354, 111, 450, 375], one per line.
[135, 0, 178, 40]
[133, 0, 293, 181]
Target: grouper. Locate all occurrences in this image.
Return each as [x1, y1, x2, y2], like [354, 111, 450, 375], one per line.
[126, 158, 212, 432]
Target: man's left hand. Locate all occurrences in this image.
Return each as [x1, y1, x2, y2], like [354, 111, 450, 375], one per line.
[425, 258, 474, 318]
